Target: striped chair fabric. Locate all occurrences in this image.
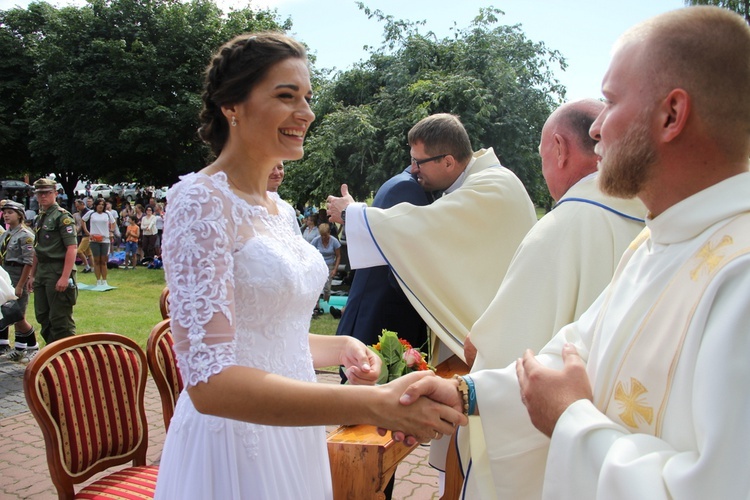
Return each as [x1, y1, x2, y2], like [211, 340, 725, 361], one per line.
[24, 333, 157, 499]
[146, 319, 183, 431]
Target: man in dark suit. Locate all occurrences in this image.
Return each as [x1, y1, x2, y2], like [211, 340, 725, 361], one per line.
[334, 166, 431, 500]
[336, 167, 431, 355]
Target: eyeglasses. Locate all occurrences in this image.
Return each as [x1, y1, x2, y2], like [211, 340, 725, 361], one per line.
[410, 154, 448, 168]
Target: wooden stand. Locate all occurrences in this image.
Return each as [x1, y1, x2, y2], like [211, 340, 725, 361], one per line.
[326, 355, 469, 500]
[327, 424, 417, 500]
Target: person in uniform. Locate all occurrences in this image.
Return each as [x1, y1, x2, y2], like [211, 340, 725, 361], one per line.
[0, 200, 38, 360]
[28, 178, 78, 344]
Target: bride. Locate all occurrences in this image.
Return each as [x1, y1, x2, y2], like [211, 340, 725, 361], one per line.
[154, 32, 465, 499]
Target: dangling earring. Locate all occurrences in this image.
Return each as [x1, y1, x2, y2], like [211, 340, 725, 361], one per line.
[231, 116, 237, 127]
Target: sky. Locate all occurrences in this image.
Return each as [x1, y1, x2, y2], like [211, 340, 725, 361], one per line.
[253, 0, 687, 100]
[0, 0, 687, 100]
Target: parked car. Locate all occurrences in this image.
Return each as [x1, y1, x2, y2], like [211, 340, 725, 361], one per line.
[0, 179, 33, 202]
[76, 183, 112, 199]
[112, 182, 138, 201]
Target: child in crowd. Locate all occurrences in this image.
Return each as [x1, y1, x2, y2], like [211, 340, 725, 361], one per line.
[125, 217, 140, 269]
[0, 200, 38, 361]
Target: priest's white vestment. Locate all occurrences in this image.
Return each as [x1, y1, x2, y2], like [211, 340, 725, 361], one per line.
[470, 173, 647, 372]
[462, 171, 750, 499]
[345, 148, 537, 357]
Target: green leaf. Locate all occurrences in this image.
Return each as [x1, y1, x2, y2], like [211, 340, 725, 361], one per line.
[378, 330, 405, 366]
[367, 346, 389, 385]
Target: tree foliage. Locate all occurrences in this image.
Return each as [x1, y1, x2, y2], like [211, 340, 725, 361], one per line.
[684, 0, 750, 24]
[0, 0, 287, 196]
[2, 1, 565, 207]
[282, 5, 566, 208]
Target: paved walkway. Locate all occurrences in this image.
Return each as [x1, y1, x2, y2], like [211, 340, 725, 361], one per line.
[0, 358, 440, 499]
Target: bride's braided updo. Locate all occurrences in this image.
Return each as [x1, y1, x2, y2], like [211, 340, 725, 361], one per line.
[199, 32, 307, 156]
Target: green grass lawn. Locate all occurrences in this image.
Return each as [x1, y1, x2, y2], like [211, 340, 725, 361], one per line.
[23, 265, 341, 350]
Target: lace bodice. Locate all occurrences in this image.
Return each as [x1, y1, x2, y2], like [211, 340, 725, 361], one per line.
[162, 172, 328, 386]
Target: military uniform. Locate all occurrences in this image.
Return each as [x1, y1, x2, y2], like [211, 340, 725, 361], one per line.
[32, 179, 78, 343]
[0, 199, 38, 357]
[0, 220, 35, 314]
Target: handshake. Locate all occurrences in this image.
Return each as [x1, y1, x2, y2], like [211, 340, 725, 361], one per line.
[364, 343, 594, 444]
[372, 371, 469, 445]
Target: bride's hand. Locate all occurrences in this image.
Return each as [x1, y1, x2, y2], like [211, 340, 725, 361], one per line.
[340, 336, 382, 385]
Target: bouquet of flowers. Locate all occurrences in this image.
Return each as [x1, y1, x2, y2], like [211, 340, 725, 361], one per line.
[369, 329, 433, 384]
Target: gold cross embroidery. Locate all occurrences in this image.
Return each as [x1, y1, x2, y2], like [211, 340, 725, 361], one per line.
[614, 377, 653, 429]
[690, 235, 733, 281]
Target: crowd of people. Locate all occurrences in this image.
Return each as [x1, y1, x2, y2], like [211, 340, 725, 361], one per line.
[0, 182, 169, 364]
[71, 193, 167, 281]
[2, 6, 748, 499]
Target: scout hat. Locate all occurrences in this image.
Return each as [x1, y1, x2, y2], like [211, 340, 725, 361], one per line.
[1, 200, 25, 218]
[33, 178, 57, 193]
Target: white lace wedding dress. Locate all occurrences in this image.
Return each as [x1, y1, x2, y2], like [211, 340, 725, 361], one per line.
[154, 172, 332, 499]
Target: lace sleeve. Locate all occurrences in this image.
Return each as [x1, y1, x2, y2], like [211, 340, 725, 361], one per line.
[162, 174, 237, 386]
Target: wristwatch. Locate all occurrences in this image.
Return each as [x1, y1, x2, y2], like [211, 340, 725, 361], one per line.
[341, 209, 346, 224]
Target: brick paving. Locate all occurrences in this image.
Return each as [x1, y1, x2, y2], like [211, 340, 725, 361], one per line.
[0, 358, 439, 499]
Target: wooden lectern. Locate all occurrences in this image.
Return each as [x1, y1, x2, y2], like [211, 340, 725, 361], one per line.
[325, 355, 469, 500]
[327, 424, 417, 499]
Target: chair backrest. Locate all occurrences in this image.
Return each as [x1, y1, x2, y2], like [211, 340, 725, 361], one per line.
[159, 286, 170, 319]
[146, 318, 183, 431]
[24, 333, 149, 499]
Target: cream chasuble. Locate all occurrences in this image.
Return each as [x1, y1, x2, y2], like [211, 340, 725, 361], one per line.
[470, 174, 646, 372]
[459, 176, 645, 490]
[462, 172, 750, 499]
[355, 148, 537, 357]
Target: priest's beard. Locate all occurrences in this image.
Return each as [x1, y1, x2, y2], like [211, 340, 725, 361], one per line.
[597, 117, 658, 199]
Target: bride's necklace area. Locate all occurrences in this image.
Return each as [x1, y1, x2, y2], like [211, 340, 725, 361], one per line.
[225, 172, 278, 214]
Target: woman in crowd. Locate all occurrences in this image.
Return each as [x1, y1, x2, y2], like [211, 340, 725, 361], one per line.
[155, 32, 462, 500]
[119, 201, 133, 233]
[310, 222, 341, 305]
[82, 198, 115, 286]
[105, 201, 120, 249]
[153, 203, 165, 257]
[302, 213, 319, 243]
[132, 203, 144, 261]
[140, 205, 158, 261]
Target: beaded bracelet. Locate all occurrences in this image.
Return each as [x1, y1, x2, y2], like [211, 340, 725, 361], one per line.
[453, 375, 470, 416]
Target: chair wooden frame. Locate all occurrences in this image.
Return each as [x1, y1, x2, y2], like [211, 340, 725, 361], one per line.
[159, 286, 170, 319]
[147, 318, 183, 431]
[24, 332, 156, 499]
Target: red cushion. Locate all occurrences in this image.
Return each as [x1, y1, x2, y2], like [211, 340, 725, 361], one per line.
[39, 342, 147, 476]
[75, 465, 158, 499]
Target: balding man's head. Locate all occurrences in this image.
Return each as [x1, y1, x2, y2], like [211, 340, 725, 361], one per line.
[540, 99, 604, 201]
[617, 6, 750, 154]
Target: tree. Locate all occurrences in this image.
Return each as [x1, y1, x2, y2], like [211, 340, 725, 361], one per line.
[0, 0, 288, 196]
[0, 17, 35, 180]
[282, 5, 566, 208]
[684, 0, 750, 24]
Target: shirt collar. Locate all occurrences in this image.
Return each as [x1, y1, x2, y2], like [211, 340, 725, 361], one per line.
[444, 157, 476, 195]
